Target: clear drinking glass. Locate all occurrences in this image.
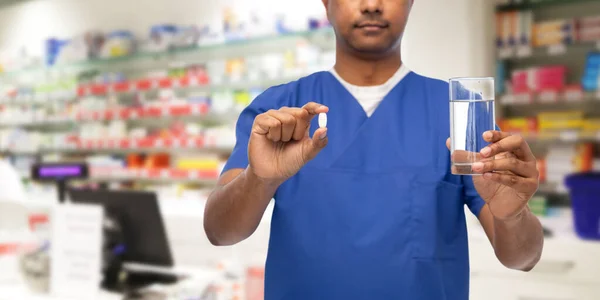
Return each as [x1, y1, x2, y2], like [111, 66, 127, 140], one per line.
[450, 77, 496, 175]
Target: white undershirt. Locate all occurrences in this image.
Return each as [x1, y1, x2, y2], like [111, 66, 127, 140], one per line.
[329, 64, 410, 117]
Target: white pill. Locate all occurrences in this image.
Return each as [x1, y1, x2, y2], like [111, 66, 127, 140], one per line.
[318, 113, 327, 128]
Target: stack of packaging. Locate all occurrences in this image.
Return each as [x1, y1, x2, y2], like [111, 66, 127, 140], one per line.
[582, 52, 600, 91]
[537, 111, 584, 135]
[578, 15, 600, 42]
[546, 144, 595, 193]
[539, 111, 600, 138]
[499, 111, 600, 140]
[496, 11, 600, 55]
[533, 19, 576, 47]
[498, 117, 538, 135]
[511, 65, 567, 94]
[496, 10, 534, 56]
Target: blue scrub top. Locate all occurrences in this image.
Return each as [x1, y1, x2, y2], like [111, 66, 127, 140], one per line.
[223, 71, 486, 300]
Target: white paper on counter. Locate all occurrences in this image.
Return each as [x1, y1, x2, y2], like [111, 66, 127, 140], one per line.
[50, 203, 103, 300]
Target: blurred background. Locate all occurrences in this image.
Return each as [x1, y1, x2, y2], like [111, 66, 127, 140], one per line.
[0, 0, 598, 299]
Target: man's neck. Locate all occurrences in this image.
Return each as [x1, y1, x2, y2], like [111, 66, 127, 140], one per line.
[333, 49, 402, 87]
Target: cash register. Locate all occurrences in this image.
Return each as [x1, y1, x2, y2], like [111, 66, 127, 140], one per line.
[30, 162, 183, 293]
[68, 189, 183, 293]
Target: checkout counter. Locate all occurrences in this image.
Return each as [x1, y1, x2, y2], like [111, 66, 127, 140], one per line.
[0, 163, 256, 300]
[3, 163, 600, 300]
[0, 189, 228, 300]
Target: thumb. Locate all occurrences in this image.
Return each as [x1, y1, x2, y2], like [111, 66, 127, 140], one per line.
[303, 128, 328, 161]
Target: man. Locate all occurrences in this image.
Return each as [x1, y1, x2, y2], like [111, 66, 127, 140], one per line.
[204, 0, 544, 299]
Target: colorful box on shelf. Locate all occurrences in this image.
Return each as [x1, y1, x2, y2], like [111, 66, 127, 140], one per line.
[538, 111, 584, 131]
[76, 74, 210, 97]
[578, 15, 600, 28]
[582, 52, 600, 92]
[533, 23, 576, 47]
[510, 66, 567, 94]
[175, 159, 220, 171]
[577, 15, 600, 42]
[496, 10, 533, 58]
[574, 144, 594, 171]
[578, 26, 600, 42]
[498, 117, 538, 134]
[537, 158, 546, 183]
[582, 119, 600, 131]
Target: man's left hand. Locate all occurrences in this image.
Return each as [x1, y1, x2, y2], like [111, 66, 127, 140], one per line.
[448, 131, 540, 221]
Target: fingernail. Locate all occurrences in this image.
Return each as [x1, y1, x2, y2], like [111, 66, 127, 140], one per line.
[483, 131, 493, 140]
[472, 162, 484, 171]
[319, 130, 328, 140]
[481, 147, 491, 156]
[483, 173, 493, 179]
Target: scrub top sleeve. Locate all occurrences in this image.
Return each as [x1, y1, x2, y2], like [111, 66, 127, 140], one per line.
[462, 176, 486, 217]
[221, 108, 254, 174]
[221, 86, 290, 174]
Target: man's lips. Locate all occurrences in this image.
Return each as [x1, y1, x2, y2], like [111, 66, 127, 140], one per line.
[355, 22, 389, 29]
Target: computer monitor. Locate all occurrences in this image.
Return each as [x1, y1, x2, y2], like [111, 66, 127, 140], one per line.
[67, 189, 174, 267]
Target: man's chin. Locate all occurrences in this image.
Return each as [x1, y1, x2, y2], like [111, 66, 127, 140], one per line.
[351, 44, 396, 56]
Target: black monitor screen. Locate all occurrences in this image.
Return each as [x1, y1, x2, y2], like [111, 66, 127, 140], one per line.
[68, 189, 174, 267]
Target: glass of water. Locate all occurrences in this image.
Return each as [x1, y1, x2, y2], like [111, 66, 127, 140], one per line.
[450, 77, 496, 175]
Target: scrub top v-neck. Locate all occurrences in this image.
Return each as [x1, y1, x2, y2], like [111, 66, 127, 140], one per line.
[330, 64, 410, 117]
[222, 70, 486, 300]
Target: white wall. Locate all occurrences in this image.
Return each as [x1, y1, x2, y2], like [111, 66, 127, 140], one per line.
[403, 0, 495, 80]
[0, 0, 494, 79]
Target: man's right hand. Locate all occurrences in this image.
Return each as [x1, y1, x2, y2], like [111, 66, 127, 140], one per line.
[248, 102, 329, 183]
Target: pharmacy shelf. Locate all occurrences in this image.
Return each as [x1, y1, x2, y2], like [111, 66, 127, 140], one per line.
[74, 102, 212, 122]
[500, 91, 600, 117]
[521, 130, 600, 144]
[0, 106, 237, 130]
[73, 74, 292, 97]
[499, 91, 600, 106]
[3, 136, 234, 155]
[0, 91, 77, 105]
[74, 74, 208, 97]
[0, 27, 335, 79]
[0, 116, 74, 128]
[496, 0, 600, 12]
[41, 137, 232, 155]
[0, 75, 299, 106]
[497, 42, 600, 61]
[84, 167, 219, 185]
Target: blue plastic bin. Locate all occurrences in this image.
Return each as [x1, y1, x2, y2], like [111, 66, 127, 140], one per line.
[565, 173, 600, 240]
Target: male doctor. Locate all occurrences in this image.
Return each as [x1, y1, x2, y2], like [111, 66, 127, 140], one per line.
[204, 0, 544, 299]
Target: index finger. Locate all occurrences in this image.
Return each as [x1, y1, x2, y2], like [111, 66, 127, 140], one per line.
[481, 131, 535, 162]
[482, 130, 511, 143]
[302, 102, 329, 116]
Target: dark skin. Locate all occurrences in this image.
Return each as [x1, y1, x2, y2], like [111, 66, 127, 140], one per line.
[328, 0, 410, 85]
[204, 0, 543, 272]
